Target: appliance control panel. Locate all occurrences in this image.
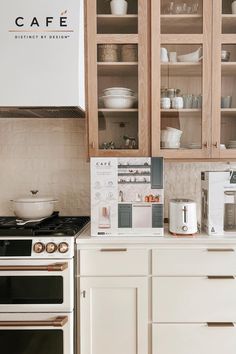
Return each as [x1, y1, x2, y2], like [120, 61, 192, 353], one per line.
[0, 238, 74, 259]
[32, 237, 74, 258]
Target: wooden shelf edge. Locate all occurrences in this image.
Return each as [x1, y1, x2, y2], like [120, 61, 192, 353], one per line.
[97, 14, 138, 18]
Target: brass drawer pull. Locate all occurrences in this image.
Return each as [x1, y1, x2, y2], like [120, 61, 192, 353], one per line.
[0, 263, 68, 272]
[207, 276, 235, 279]
[207, 322, 234, 327]
[100, 248, 127, 252]
[207, 248, 235, 252]
[0, 316, 68, 328]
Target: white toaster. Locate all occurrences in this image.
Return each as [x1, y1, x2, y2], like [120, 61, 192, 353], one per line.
[169, 199, 198, 235]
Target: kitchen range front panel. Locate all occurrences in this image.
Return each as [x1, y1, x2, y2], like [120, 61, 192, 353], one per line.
[0, 312, 73, 354]
[0, 259, 73, 312]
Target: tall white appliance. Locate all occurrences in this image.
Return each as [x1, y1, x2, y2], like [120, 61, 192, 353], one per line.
[201, 170, 236, 235]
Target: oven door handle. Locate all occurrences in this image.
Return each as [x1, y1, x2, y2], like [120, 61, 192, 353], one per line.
[0, 316, 68, 327]
[0, 262, 68, 272]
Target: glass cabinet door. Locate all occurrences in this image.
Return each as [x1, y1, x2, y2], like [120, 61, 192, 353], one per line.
[86, 0, 150, 157]
[212, 0, 236, 158]
[152, 0, 212, 158]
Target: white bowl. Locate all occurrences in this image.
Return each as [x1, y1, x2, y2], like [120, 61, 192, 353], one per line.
[102, 95, 136, 109]
[178, 47, 202, 63]
[166, 127, 183, 135]
[103, 87, 134, 96]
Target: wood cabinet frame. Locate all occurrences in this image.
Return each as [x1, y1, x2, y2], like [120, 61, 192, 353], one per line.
[212, 0, 236, 159]
[85, 0, 150, 157]
[151, 0, 212, 159]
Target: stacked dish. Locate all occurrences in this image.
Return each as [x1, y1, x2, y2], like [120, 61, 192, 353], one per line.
[227, 141, 236, 149]
[101, 87, 137, 109]
[161, 127, 183, 149]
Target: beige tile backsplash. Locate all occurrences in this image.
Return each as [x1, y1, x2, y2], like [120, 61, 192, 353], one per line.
[0, 118, 235, 221]
[0, 118, 90, 216]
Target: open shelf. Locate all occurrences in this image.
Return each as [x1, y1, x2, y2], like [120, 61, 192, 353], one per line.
[97, 62, 138, 76]
[98, 108, 138, 113]
[97, 34, 139, 44]
[97, 15, 138, 34]
[222, 14, 236, 33]
[161, 62, 202, 76]
[161, 14, 203, 34]
[161, 109, 201, 113]
[222, 62, 236, 75]
[221, 108, 236, 116]
[118, 164, 150, 168]
[118, 181, 150, 184]
[118, 172, 151, 176]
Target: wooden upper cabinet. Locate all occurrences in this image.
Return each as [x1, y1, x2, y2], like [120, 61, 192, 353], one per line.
[151, 0, 212, 159]
[86, 0, 236, 160]
[85, 0, 150, 157]
[212, 0, 236, 158]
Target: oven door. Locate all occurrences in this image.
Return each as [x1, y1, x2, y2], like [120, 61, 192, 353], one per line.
[0, 259, 73, 312]
[0, 312, 73, 354]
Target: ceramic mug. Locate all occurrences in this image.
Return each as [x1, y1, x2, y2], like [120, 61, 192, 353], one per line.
[232, 0, 236, 14]
[110, 0, 128, 15]
[161, 97, 171, 109]
[161, 47, 169, 62]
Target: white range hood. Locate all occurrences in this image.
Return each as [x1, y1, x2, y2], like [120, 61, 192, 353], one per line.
[0, 0, 83, 108]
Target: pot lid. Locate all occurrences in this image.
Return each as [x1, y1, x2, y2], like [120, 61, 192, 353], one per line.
[12, 190, 57, 203]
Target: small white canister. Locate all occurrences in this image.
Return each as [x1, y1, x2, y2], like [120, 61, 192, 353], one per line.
[110, 0, 128, 15]
[172, 96, 184, 109]
[161, 97, 171, 109]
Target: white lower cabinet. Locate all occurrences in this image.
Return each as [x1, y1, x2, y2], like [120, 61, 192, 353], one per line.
[153, 276, 236, 322]
[153, 323, 236, 354]
[80, 277, 148, 354]
[78, 243, 236, 354]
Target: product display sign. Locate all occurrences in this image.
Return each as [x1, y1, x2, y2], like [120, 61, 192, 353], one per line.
[0, 0, 80, 106]
[91, 157, 164, 237]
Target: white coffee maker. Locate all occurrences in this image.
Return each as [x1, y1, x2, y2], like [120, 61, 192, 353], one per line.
[201, 171, 236, 235]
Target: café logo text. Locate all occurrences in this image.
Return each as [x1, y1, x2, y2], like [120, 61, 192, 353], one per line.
[9, 11, 74, 40]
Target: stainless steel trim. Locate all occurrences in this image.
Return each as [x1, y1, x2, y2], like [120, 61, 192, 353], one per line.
[207, 322, 234, 327]
[0, 263, 68, 272]
[207, 248, 235, 252]
[207, 276, 235, 279]
[0, 316, 68, 327]
[100, 248, 127, 252]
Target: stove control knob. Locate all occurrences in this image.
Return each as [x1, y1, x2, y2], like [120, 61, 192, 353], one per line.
[58, 242, 69, 254]
[33, 242, 45, 253]
[182, 225, 188, 232]
[46, 242, 57, 254]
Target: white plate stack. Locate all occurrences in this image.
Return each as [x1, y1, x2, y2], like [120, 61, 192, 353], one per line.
[101, 87, 137, 109]
[161, 127, 183, 149]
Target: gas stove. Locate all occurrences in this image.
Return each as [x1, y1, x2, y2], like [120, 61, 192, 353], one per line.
[0, 213, 90, 258]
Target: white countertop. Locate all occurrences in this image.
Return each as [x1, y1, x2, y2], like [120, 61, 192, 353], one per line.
[76, 223, 236, 245]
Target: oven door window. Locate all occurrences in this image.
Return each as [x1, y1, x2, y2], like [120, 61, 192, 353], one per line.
[0, 276, 63, 304]
[0, 330, 63, 354]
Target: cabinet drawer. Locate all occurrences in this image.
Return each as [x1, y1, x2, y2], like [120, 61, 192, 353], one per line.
[153, 324, 236, 354]
[80, 249, 148, 276]
[152, 248, 236, 275]
[153, 277, 236, 322]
